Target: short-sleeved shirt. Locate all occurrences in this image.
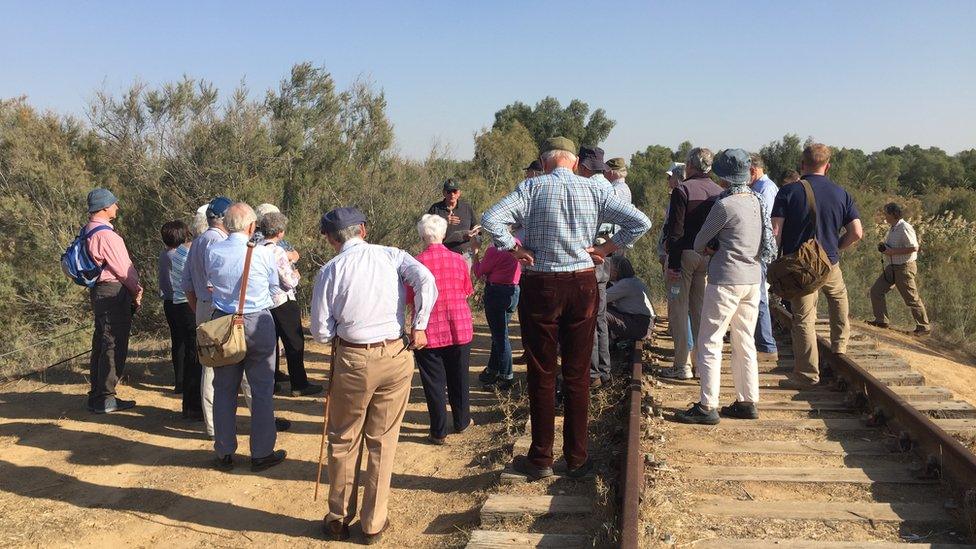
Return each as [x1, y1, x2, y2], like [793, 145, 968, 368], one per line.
[771, 175, 860, 265]
[884, 219, 919, 266]
[158, 244, 190, 303]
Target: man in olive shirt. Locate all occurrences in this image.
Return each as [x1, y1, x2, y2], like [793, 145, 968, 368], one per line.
[427, 178, 478, 265]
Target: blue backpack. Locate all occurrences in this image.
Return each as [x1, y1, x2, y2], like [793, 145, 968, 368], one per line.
[61, 225, 113, 288]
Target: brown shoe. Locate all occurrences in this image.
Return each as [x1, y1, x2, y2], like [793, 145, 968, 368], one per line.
[364, 519, 390, 545]
[323, 519, 350, 541]
[913, 326, 932, 336]
[427, 434, 447, 445]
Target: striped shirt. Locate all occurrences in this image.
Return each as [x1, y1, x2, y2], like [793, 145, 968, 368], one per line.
[158, 244, 190, 303]
[481, 167, 652, 272]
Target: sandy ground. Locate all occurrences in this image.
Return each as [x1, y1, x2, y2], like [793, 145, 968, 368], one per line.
[854, 319, 976, 405]
[0, 322, 520, 548]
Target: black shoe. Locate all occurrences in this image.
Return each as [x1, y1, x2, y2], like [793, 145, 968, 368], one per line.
[215, 454, 234, 471]
[291, 384, 324, 397]
[720, 401, 759, 419]
[250, 449, 286, 472]
[427, 434, 446, 445]
[866, 319, 890, 329]
[91, 398, 136, 414]
[275, 418, 291, 432]
[495, 377, 514, 391]
[364, 519, 390, 545]
[323, 519, 350, 541]
[566, 459, 594, 479]
[511, 455, 554, 481]
[674, 403, 720, 425]
[478, 368, 497, 384]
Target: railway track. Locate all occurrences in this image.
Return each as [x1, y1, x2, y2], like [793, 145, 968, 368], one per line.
[638, 311, 976, 548]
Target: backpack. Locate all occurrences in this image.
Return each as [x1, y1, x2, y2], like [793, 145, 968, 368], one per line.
[61, 225, 112, 288]
[767, 180, 833, 300]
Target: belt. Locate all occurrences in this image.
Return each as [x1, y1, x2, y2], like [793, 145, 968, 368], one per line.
[337, 337, 403, 349]
[486, 281, 518, 287]
[522, 267, 595, 278]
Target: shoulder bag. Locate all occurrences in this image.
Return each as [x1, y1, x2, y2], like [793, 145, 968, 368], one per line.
[196, 242, 255, 368]
[767, 180, 833, 301]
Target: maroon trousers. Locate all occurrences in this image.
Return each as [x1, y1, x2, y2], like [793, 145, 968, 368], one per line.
[518, 269, 599, 469]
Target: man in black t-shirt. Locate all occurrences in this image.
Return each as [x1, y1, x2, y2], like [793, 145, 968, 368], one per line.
[427, 178, 478, 265]
[771, 143, 863, 386]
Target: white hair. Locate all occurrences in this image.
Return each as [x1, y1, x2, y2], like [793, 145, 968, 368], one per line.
[255, 203, 280, 219]
[192, 204, 209, 236]
[224, 203, 257, 233]
[541, 150, 578, 164]
[417, 214, 448, 245]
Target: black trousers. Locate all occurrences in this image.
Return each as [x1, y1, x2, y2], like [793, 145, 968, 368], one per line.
[415, 344, 471, 439]
[270, 299, 309, 389]
[88, 282, 133, 407]
[164, 299, 202, 413]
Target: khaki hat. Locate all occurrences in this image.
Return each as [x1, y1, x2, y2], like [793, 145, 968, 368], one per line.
[606, 157, 627, 171]
[542, 136, 577, 154]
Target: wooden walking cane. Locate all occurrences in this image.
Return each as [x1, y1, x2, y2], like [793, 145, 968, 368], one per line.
[314, 340, 337, 501]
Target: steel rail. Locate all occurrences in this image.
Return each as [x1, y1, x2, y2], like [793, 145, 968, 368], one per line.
[773, 306, 976, 498]
[620, 346, 643, 549]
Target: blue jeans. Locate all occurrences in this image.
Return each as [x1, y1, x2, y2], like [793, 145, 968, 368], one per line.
[484, 283, 520, 379]
[755, 265, 778, 353]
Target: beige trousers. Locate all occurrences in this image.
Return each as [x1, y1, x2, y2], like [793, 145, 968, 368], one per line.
[870, 261, 930, 329]
[667, 250, 709, 371]
[789, 263, 850, 383]
[326, 339, 412, 534]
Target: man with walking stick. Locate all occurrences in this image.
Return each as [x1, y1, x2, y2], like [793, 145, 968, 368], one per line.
[310, 207, 437, 543]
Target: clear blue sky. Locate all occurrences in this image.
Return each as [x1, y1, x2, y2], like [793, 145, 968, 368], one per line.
[2, 0, 974, 159]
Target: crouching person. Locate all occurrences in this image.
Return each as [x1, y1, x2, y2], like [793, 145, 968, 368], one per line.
[605, 256, 654, 362]
[676, 149, 776, 424]
[311, 207, 437, 543]
[204, 202, 286, 472]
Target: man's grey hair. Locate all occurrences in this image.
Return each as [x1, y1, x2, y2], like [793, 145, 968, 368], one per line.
[191, 210, 209, 236]
[255, 203, 280, 220]
[327, 224, 364, 244]
[416, 213, 447, 245]
[686, 147, 714, 174]
[224, 202, 257, 233]
[607, 168, 628, 180]
[257, 211, 288, 238]
[748, 153, 765, 171]
[541, 150, 578, 164]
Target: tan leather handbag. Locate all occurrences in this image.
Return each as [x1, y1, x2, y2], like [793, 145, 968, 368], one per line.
[767, 180, 833, 301]
[197, 242, 255, 368]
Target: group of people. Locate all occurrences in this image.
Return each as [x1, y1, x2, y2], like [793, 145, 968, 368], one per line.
[76, 134, 929, 541]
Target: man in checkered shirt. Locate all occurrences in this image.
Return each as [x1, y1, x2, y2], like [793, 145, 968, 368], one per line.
[481, 136, 652, 480]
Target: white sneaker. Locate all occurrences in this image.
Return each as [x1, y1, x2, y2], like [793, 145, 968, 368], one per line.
[658, 365, 692, 380]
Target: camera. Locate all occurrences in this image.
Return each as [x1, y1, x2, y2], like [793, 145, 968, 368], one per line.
[877, 243, 887, 253]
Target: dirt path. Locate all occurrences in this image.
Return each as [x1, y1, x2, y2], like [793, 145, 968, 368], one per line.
[0, 322, 518, 547]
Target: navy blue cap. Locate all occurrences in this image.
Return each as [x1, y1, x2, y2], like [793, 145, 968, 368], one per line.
[206, 196, 233, 219]
[87, 188, 117, 213]
[712, 149, 752, 185]
[320, 207, 367, 234]
[578, 146, 609, 172]
[525, 160, 543, 171]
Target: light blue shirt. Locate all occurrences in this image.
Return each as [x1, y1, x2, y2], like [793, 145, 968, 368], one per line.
[181, 226, 227, 301]
[481, 167, 652, 272]
[310, 238, 438, 344]
[751, 175, 779, 222]
[205, 232, 279, 314]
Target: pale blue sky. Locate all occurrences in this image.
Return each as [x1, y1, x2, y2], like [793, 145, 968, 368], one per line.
[2, 0, 974, 159]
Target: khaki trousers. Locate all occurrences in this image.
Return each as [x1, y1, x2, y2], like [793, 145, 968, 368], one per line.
[789, 263, 850, 383]
[667, 250, 709, 371]
[326, 339, 412, 534]
[870, 261, 930, 329]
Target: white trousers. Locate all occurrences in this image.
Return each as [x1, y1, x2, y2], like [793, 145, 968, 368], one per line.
[695, 283, 761, 409]
[195, 299, 252, 437]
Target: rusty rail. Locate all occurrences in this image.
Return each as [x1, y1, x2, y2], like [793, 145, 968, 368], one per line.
[620, 346, 643, 548]
[773, 306, 976, 498]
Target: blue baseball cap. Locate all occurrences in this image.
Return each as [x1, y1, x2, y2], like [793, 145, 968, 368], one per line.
[712, 149, 752, 185]
[320, 207, 367, 234]
[206, 196, 232, 219]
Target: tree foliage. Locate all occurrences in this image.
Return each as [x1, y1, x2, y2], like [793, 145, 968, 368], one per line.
[492, 97, 615, 149]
